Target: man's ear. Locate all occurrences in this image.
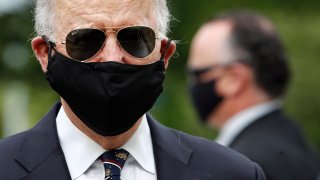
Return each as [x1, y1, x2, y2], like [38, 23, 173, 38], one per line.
[31, 36, 49, 73]
[160, 38, 176, 69]
[217, 63, 250, 98]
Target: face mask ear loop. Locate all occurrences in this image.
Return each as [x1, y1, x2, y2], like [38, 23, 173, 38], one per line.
[160, 39, 172, 61]
[41, 35, 57, 59]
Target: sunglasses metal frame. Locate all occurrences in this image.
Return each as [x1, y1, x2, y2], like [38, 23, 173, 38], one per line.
[60, 25, 160, 62]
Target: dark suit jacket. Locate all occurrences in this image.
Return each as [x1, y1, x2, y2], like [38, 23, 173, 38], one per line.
[230, 109, 320, 180]
[0, 103, 266, 180]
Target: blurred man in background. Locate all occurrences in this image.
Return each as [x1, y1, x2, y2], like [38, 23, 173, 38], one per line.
[187, 10, 320, 180]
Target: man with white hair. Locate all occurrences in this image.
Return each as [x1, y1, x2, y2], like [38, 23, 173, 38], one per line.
[0, 1, 266, 180]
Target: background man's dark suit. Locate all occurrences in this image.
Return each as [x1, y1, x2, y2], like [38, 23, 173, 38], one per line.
[230, 109, 320, 180]
[0, 103, 266, 180]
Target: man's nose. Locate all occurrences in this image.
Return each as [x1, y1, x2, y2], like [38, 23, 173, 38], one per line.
[91, 34, 124, 63]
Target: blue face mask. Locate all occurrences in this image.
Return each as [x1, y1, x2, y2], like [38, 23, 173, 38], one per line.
[188, 68, 224, 123]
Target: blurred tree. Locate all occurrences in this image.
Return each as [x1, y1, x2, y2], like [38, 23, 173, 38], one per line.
[0, 5, 58, 137]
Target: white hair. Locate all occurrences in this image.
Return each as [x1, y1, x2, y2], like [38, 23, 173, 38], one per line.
[34, 0, 56, 40]
[34, 0, 171, 41]
[153, 0, 170, 36]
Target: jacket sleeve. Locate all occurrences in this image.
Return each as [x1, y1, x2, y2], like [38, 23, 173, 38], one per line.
[254, 163, 267, 180]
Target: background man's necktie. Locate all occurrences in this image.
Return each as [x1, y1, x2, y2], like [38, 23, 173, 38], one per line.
[99, 149, 129, 180]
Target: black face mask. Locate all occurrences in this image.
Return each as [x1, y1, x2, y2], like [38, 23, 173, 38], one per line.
[45, 43, 170, 136]
[188, 71, 223, 123]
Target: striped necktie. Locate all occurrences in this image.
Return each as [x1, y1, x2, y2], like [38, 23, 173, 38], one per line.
[99, 149, 129, 180]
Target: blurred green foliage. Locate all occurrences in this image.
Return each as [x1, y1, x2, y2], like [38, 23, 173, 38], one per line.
[0, 0, 319, 151]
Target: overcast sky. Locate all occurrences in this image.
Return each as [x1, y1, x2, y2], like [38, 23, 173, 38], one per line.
[0, 0, 32, 15]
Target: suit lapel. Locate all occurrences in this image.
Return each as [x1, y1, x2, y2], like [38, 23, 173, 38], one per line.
[147, 114, 200, 180]
[15, 102, 71, 180]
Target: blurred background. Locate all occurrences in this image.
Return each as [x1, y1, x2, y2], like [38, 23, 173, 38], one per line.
[0, 0, 319, 150]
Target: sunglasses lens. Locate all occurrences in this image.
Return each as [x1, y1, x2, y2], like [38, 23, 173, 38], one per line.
[118, 26, 156, 58]
[66, 29, 105, 61]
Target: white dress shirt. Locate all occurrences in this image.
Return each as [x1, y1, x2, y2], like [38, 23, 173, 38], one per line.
[215, 100, 281, 147]
[56, 107, 157, 180]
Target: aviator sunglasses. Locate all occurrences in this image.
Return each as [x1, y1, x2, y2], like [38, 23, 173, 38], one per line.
[55, 26, 158, 61]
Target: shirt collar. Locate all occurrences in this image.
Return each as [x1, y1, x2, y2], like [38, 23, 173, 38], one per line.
[56, 107, 155, 179]
[215, 100, 281, 146]
[121, 114, 156, 174]
[56, 107, 105, 179]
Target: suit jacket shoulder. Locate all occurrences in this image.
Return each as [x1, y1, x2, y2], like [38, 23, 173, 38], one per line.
[147, 114, 266, 180]
[0, 103, 71, 180]
[230, 110, 320, 180]
[0, 130, 30, 179]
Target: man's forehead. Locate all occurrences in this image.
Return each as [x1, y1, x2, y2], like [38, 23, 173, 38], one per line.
[56, 0, 152, 12]
[189, 21, 233, 68]
[56, 0, 148, 5]
[54, 0, 156, 31]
